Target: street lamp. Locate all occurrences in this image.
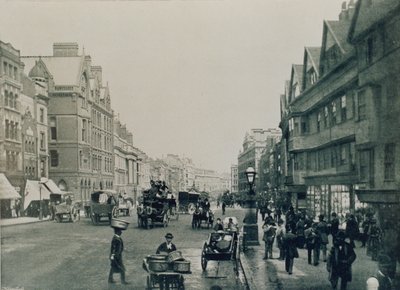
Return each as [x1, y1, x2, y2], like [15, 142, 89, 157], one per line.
[39, 177, 48, 220]
[243, 167, 259, 246]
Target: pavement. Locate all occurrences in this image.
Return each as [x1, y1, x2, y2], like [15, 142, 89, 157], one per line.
[240, 216, 400, 290]
[0, 216, 51, 227]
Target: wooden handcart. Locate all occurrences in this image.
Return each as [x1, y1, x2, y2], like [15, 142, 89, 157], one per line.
[143, 256, 190, 290]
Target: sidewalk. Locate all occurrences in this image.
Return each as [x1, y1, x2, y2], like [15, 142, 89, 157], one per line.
[0, 216, 51, 227]
[240, 217, 400, 290]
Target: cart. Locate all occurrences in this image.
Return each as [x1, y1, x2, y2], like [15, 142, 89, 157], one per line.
[200, 219, 240, 274]
[143, 256, 190, 290]
[177, 191, 200, 214]
[89, 190, 119, 225]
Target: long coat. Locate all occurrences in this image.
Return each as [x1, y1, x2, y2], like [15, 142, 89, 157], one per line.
[283, 232, 299, 259]
[110, 235, 125, 273]
[327, 242, 356, 282]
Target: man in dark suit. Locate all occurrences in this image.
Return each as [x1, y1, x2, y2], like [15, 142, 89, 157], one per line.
[156, 233, 177, 254]
[108, 227, 129, 284]
[327, 231, 356, 290]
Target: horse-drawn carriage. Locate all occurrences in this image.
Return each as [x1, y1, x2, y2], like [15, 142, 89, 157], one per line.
[50, 192, 80, 223]
[177, 191, 200, 214]
[89, 190, 119, 225]
[137, 192, 169, 229]
[191, 205, 214, 229]
[200, 216, 240, 272]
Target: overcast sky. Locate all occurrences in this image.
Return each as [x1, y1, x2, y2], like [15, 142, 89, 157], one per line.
[0, 0, 344, 173]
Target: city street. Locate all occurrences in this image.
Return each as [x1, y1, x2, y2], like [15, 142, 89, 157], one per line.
[1, 206, 247, 290]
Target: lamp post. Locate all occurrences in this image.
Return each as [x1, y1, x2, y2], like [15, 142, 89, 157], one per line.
[243, 167, 259, 246]
[38, 177, 48, 220]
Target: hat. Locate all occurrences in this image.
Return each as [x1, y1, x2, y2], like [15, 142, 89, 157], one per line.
[165, 233, 174, 239]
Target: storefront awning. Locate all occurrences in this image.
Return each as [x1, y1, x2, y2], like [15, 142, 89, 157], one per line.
[0, 173, 21, 200]
[43, 179, 62, 194]
[23, 180, 52, 210]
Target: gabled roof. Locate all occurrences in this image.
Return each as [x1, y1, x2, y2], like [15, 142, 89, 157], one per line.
[324, 20, 353, 54]
[348, 0, 400, 42]
[22, 55, 84, 86]
[304, 47, 321, 74]
[292, 64, 304, 88]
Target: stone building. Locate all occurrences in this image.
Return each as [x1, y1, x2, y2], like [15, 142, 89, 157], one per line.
[0, 41, 24, 191]
[348, 0, 400, 266]
[22, 43, 114, 204]
[113, 118, 140, 200]
[237, 128, 281, 195]
[230, 164, 238, 194]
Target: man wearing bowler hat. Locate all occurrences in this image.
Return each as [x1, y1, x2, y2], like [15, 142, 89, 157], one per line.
[108, 225, 129, 284]
[156, 233, 177, 254]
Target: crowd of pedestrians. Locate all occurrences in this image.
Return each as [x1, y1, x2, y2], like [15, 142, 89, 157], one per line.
[260, 205, 394, 289]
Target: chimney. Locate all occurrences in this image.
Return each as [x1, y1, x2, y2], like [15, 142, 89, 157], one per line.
[339, 1, 348, 21]
[53, 42, 79, 57]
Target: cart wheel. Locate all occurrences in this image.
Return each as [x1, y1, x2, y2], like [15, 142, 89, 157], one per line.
[146, 276, 151, 290]
[55, 214, 61, 223]
[201, 252, 208, 271]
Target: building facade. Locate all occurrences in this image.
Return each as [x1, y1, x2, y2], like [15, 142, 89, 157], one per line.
[22, 43, 114, 204]
[230, 164, 238, 194]
[0, 41, 24, 191]
[237, 128, 281, 195]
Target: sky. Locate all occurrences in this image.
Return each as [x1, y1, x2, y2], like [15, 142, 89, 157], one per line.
[0, 0, 345, 173]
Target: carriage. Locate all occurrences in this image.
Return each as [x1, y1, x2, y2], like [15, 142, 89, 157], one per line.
[200, 216, 240, 273]
[50, 192, 79, 223]
[89, 190, 119, 225]
[137, 194, 169, 229]
[177, 191, 200, 214]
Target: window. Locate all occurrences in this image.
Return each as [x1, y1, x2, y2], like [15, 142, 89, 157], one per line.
[358, 90, 367, 120]
[3, 62, 7, 75]
[340, 95, 347, 121]
[4, 90, 8, 106]
[331, 101, 337, 125]
[40, 108, 44, 123]
[317, 112, 321, 132]
[5, 120, 9, 139]
[49, 117, 57, 140]
[324, 107, 329, 128]
[359, 150, 371, 182]
[301, 116, 309, 134]
[384, 144, 395, 180]
[40, 132, 45, 149]
[82, 119, 87, 142]
[13, 67, 17, 80]
[340, 144, 348, 165]
[50, 150, 59, 167]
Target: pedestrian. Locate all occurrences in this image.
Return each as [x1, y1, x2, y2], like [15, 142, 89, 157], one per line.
[296, 215, 306, 248]
[345, 214, 359, 248]
[221, 201, 226, 215]
[156, 233, 177, 254]
[276, 218, 286, 260]
[360, 214, 371, 248]
[317, 214, 329, 262]
[15, 199, 21, 217]
[305, 222, 320, 265]
[330, 212, 340, 240]
[366, 254, 393, 290]
[327, 230, 356, 290]
[262, 218, 277, 259]
[213, 218, 224, 231]
[367, 218, 382, 261]
[108, 227, 129, 284]
[283, 224, 298, 275]
[275, 207, 282, 222]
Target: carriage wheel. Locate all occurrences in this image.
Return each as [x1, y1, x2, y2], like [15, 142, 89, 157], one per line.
[90, 213, 97, 225]
[137, 215, 141, 228]
[201, 251, 208, 271]
[146, 276, 151, 290]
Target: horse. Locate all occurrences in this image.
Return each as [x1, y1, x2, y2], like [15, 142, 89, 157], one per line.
[192, 206, 214, 229]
